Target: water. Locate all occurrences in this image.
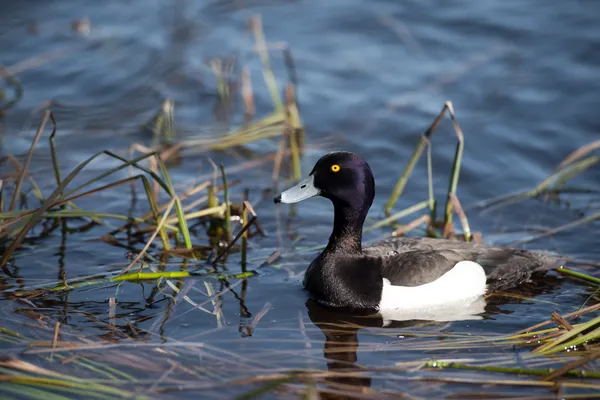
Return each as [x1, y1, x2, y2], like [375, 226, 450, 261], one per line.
[1, 0, 599, 398]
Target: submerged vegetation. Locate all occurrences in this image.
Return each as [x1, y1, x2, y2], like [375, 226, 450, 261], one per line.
[1, 13, 599, 400]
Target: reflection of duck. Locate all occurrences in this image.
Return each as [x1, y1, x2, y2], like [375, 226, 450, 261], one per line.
[305, 299, 375, 399]
[304, 298, 468, 399]
[275, 152, 559, 312]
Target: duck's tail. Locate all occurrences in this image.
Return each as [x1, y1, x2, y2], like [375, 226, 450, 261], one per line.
[478, 249, 562, 291]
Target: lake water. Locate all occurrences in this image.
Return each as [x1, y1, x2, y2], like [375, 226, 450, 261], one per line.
[1, 0, 599, 398]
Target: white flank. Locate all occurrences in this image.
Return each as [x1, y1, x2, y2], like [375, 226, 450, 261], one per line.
[378, 260, 488, 315]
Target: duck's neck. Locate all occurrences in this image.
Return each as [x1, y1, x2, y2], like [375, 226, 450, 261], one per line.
[325, 202, 367, 254]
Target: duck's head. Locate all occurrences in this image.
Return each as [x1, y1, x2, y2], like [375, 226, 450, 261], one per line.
[274, 151, 375, 213]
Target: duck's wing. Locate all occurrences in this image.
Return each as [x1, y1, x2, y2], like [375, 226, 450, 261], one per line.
[367, 237, 560, 290]
[363, 237, 429, 257]
[377, 249, 467, 286]
[365, 236, 499, 255]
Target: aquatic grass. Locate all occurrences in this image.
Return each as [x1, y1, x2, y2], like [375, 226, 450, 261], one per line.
[153, 152, 192, 249]
[382, 101, 469, 239]
[220, 163, 232, 242]
[0, 114, 225, 268]
[120, 199, 176, 275]
[173, 15, 300, 167]
[176, 14, 304, 189]
[0, 356, 144, 399]
[365, 200, 429, 232]
[14, 267, 258, 292]
[448, 194, 471, 241]
[210, 57, 236, 123]
[3, 155, 46, 205]
[472, 139, 600, 214]
[385, 102, 464, 218]
[0, 376, 141, 400]
[423, 359, 600, 379]
[153, 269, 213, 316]
[556, 267, 600, 286]
[285, 84, 303, 182]
[212, 204, 258, 266]
[508, 210, 600, 247]
[8, 308, 599, 399]
[8, 110, 50, 212]
[0, 384, 76, 400]
[101, 179, 217, 243]
[1, 159, 172, 249]
[533, 314, 600, 355]
[145, 98, 176, 147]
[558, 140, 600, 169]
[250, 15, 283, 113]
[515, 302, 600, 335]
[441, 102, 465, 231]
[241, 67, 256, 122]
[242, 192, 249, 268]
[426, 138, 436, 223]
[9, 351, 599, 399]
[181, 114, 286, 151]
[378, 104, 599, 243]
[0, 202, 183, 228]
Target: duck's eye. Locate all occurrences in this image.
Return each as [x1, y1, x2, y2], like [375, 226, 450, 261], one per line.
[330, 164, 341, 172]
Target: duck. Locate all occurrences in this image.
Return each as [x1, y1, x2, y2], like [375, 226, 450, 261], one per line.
[274, 151, 559, 312]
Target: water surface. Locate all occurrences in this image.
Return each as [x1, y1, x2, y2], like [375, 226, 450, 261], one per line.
[1, 0, 599, 398]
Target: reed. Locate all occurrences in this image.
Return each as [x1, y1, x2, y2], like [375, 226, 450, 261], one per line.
[381, 101, 469, 239]
[472, 139, 600, 213]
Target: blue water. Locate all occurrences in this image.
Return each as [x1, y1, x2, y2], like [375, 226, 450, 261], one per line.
[1, 0, 599, 398]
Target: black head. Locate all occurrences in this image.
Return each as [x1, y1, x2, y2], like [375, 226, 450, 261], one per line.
[274, 151, 375, 213]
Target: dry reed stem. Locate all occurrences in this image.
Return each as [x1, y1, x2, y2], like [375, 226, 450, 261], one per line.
[212, 214, 257, 265]
[51, 322, 60, 350]
[242, 190, 249, 268]
[3, 155, 44, 201]
[9, 111, 50, 211]
[557, 140, 600, 169]
[449, 194, 471, 241]
[108, 298, 116, 331]
[385, 101, 465, 230]
[272, 134, 286, 184]
[241, 67, 255, 121]
[6, 45, 79, 75]
[391, 215, 431, 237]
[541, 351, 600, 381]
[509, 211, 600, 246]
[250, 15, 283, 112]
[129, 143, 164, 204]
[220, 163, 232, 241]
[552, 312, 574, 331]
[120, 199, 176, 275]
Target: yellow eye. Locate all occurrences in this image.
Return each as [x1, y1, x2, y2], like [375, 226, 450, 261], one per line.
[331, 164, 340, 172]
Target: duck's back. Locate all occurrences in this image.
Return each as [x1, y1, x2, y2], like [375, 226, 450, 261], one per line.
[363, 236, 559, 291]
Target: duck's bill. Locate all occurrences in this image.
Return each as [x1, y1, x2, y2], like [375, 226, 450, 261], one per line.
[274, 175, 320, 204]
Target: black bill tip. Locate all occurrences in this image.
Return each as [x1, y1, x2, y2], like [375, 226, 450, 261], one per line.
[274, 194, 282, 204]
